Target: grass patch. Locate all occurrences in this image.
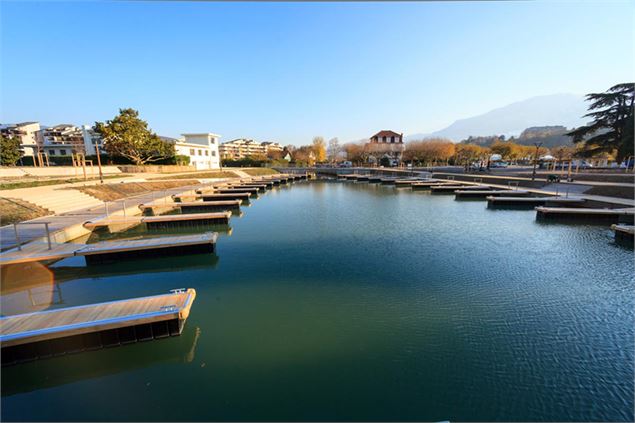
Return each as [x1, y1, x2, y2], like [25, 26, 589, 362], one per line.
[76, 181, 200, 202]
[0, 174, 130, 190]
[0, 198, 52, 225]
[240, 168, 280, 176]
[152, 171, 240, 180]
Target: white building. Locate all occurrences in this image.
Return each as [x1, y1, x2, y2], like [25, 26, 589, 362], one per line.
[175, 133, 221, 170]
[37, 124, 103, 157]
[0, 122, 41, 157]
[219, 138, 283, 159]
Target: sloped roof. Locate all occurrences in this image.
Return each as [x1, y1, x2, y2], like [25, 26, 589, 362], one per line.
[371, 130, 401, 138]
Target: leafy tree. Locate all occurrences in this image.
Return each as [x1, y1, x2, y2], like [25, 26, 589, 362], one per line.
[312, 136, 327, 162]
[94, 108, 175, 165]
[567, 83, 634, 161]
[0, 135, 22, 166]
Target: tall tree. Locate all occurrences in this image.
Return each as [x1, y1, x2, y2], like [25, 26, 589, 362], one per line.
[567, 83, 634, 161]
[0, 135, 22, 166]
[94, 108, 175, 165]
[312, 136, 327, 162]
[327, 137, 341, 162]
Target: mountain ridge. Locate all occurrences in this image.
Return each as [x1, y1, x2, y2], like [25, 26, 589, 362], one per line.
[405, 93, 588, 142]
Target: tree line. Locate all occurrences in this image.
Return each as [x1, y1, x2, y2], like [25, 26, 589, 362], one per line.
[1, 83, 632, 167]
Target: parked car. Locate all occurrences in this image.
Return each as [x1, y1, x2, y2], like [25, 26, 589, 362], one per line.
[490, 161, 509, 168]
[339, 161, 352, 168]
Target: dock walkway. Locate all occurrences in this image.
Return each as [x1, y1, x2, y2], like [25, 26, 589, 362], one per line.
[1, 288, 196, 365]
[0, 232, 218, 266]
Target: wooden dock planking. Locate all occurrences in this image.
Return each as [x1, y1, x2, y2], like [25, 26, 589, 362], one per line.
[431, 184, 488, 192]
[536, 206, 635, 223]
[213, 188, 260, 196]
[0, 233, 218, 266]
[174, 193, 251, 202]
[83, 212, 231, 229]
[0, 243, 83, 266]
[487, 196, 586, 207]
[1, 288, 196, 364]
[454, 189, 529, 198]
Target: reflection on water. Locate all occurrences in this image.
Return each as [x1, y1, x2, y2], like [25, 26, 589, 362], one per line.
[1, 180, 633, 422]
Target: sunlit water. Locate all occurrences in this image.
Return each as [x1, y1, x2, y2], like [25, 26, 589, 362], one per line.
[1, 180, 633, 421]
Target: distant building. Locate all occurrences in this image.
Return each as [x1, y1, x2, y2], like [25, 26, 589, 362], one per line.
[365, 130, 405, 162]
[38, 124, 103, 157]
[0, 122, 41, 157]
[174, 133, 221, 170]
[219, 138, 283, 159]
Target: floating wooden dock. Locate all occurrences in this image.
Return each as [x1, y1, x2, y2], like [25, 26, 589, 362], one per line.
[394, 179, 427, 187]
[487, 196, 586, 208]
[536, 206, 635, 223]
[84, 212, 231, 230]
[0, 232, 218, 266]
[430, 184, 487, 193]
[173, 200, 242, 213]
[1, 288, 196, 366]
[455, 189, 529, 198]
[380, 178, 398, 185]
[611, 224, 634, 245]
[213, 187, 260, 196]
[174, 193, 251, 202]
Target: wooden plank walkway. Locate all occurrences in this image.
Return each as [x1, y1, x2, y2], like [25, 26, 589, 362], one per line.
[536, 206, 635, 224]
[487, 196, 586, 206]
[0, 233, 218, 266]
[1, 288, 196, 365]
[455, 189, 529, 198]
[1, 288, 196, 347]
[612, 224, 635, 235]
[141, 200, 242, 212]
[84, 212, 232, 229]
[174, 193, 251, 201]
[430, 184, 489, 192]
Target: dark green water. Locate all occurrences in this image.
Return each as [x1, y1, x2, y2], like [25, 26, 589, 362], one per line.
[1, 180, 633, 422]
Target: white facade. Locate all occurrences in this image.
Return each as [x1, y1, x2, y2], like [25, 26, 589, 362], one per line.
[38, 124, 103, 157]
[176, 133, 221, 170]
[0, 122, 41, 156]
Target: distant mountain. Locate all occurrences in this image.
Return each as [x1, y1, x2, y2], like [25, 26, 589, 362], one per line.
[405, 93, 588, 142]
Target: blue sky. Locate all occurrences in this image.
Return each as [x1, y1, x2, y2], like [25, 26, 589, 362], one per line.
[1, 1, 633, 145]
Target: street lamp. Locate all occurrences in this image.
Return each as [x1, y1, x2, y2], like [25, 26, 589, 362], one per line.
[531, 142, 543, 181]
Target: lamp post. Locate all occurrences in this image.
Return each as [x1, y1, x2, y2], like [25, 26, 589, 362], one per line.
[531, 142, 543, 181]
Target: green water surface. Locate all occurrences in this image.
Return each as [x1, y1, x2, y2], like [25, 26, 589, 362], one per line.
[1, 180, 633, 421]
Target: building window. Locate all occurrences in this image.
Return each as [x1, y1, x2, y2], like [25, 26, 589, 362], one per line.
[198, 149, 202, 156]
[192, 161, 196, 166]
[212, 150, 216, 157]
[205, 150, 209, 156]
[49, 150, 56, 155]
[382, 136, 386, 143]
[190, 148, 195, 155]
[391, 136, 395, 143]
[60, 149, 67, 155]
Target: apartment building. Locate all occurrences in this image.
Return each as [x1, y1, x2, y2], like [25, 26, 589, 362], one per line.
[219, 138, 283, 159]
[0, 122, 41, 156]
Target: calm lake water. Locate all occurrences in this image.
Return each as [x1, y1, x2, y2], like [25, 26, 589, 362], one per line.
[1, 180, 633, 422]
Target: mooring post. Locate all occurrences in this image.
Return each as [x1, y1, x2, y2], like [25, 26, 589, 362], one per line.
[44, 223, 52, 250]
[13, 224, 21, 251]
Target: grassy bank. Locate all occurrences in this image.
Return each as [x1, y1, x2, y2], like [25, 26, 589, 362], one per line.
[240, 168, 279, 176]
[0, 198, 52, 225]
[76, 181, 200, 202]
[152, 171, 240, 180]
[0, 175, 130, 190]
